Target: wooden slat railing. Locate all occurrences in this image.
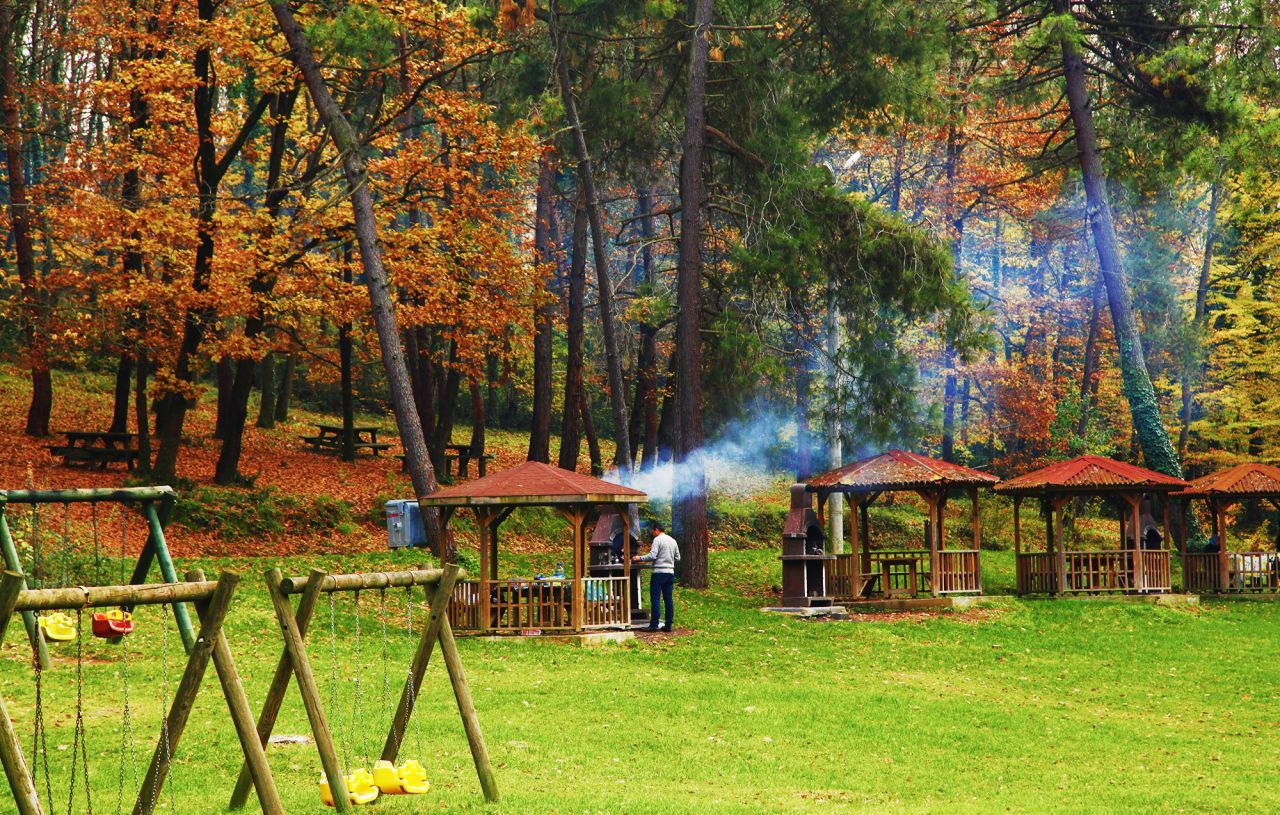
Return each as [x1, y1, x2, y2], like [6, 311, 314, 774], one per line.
[868, 550, 931, 596]
[935, 549, 981, 594]
[1136, 550, 1172, 592]
[1016, 552, 1057, 594]
[1182, 552, 1220, 592]
[1186, 551, 1279, 592]
[1017, 550, 1173, 594]
[449, 580, 481, 630]
[582, 576, 630, 629]
[450, 579, 574, 632]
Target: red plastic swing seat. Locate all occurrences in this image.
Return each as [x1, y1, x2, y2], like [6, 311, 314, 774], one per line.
[92, 610, 134, 639]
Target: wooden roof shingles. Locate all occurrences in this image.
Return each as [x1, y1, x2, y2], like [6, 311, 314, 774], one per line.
[994, 455, 1187, 496]
[1177, 462, 1280, 499]
[417, 460, 647, 507]
[805, 449, 999, 493]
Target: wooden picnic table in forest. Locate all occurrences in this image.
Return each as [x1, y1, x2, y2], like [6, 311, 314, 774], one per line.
[443, 443, 494, 478]
[299, 423, 391, 456]
[46, 431, 139, 470]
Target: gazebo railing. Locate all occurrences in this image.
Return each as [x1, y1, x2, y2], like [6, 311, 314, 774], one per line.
[935, 550, 981, 594]
[582, 576, 630, 629]
[448, 580, 482, 629]
[1184, 551, 1280, 592]
[1016, 550, 1172, 594]
[868, 549, 931, 596]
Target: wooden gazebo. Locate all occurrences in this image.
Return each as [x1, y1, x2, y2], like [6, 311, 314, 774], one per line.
[994, 455, 1187, 595]
[417, 462, 647, 634]
[806, 450, 999, 599]
[1177, 463, 1280, 593]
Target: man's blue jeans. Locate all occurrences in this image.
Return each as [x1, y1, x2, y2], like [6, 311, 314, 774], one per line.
[649, 572, 675, 630]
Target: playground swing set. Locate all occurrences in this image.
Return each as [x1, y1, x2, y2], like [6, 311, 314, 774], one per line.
[0, 486, 499, 814]
[233, 564, 499, 811]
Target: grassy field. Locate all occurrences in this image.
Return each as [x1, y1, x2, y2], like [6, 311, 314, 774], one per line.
[1, 548, 1277, 815]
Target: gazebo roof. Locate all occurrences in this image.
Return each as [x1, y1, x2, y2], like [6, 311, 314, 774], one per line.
[994, 454, 1187, 496]
[416, 461, 647, 507]
[805, 449, 999, 493]
[1176, 462, 1280, 499]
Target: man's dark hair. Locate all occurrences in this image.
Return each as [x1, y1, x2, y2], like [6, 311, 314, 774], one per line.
[651, 521, 664, 533]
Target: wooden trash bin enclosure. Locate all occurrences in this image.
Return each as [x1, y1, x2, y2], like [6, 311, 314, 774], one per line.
[417, 462, 647, 635]
[995, 455, 1187, 595]
[1177, 463, 1280, 594]
[802, 450, 998, 601]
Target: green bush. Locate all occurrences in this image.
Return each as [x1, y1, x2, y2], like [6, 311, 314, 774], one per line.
[173, 486, 356, 539]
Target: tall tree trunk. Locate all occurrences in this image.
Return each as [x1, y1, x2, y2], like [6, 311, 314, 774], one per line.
[550, 4, 632, 472]
[110, 354, 133, 433]
[339, 252, 356, 462]
[630, 186, 660, 470]
[135, 353, 151, 477]
[216, 86, 299, 482]
[672, 0, 713, 588]
[431, 342, 461, 470]
[1180, 182, 1219, 463]
[214, 355, 234, 439]
[793, 311, 813, 481]
[469, 381, 486, 458]
[0, 0, 51, 436]
[271, 0, 446, 556]
[656, 351, 676, 466]
[273, 354, 295, 423]
[528, 153, 556, 463]
[1055, 4, 1181, 477]
[558, 189, 588, 471]
[580, 391, 602, 476]
[257, 352, 278, 429]
[1077, 273, 1105, 438]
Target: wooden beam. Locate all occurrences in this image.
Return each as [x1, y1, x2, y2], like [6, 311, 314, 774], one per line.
[571, 507, 584, 631]
[437, 618, 499, 802]
[379, 564, 461, 761]
[13, 580, 220, 611]
[925, 493, 940, 597]
[142, 500, 196, 652]
[133, 571, 240, 815]
[279, 569, 444, 595]
[187, 570, 283, 815]
[0, 486, 175, 504]
[476, 508, 492, 632]
[0, 506, 48, 669]
[0, 571, 42, 815]
[229, 567, 326, 809]
[1054, 498, 1067, 595]
[1013, 497, 1021, 555]
[261, 568, 351, 813]
[1215, 500, 1229, 591]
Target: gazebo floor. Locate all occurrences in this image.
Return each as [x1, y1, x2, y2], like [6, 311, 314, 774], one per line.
[460, 629, 636, 645]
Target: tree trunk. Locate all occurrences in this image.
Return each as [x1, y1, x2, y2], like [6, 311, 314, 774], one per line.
[270, 0, 446, 556]
[580, 391, 602, 476]
[431, 342, 461, 469]
[1055, 3, 1181, 477]
[339, 256, 356, 463]
[273, 354, 295, 423]
[793, 310, 813, 480]
[558, 188, 588, 471]
[214, 355, 234, 440]
[135, 353, 151, 477]
[656, 351, 676, 466]
[0, 0, 51, 436]
[257, 352, 277, 429]
[1180, 182, 1219, 462]
[631, 187, 660, 470]
[672, 0, 714, 588]
[469, 381, 486, 458]
[528, 153, 556, 463]
[1077, 273, 1104, 438]
[550, 4, 632, 472]
[110, 354, 133, 433]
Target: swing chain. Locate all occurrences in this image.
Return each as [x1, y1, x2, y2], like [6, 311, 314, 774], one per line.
[32, 647, 52, 809]
[90, 502, 102, 585]
[379, 588, 389, 753]
[67, 609, 92, 815]
[351, 590, 361, 764]
[116, 628, 138, 815]
[329, 591, 346, 772]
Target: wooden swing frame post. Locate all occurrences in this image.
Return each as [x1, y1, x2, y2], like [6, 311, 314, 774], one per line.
[0, 569, 282, 815]
[0, 487, 196, 669]
[241, 565, 499, 810]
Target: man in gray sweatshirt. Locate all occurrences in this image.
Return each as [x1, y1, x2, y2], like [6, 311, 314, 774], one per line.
[634, 522, 680, 632]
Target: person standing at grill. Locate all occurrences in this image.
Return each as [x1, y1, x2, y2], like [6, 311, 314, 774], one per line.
[634, 522, 680, 632]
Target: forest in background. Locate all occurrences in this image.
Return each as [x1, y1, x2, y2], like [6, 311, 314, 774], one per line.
[1, 1, 1279, 583]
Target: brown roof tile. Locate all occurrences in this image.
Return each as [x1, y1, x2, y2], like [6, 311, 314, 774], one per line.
[417, 461, 646, 506]
[1176, 462, 1280, 498]
[994, 455, 1187, 495]
[806, 449, 999, 492]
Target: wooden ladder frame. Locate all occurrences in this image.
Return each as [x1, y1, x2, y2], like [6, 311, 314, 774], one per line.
[0, 569, 283, 815]
[228, 564, 499, 811]
[0, 487, 197, 670]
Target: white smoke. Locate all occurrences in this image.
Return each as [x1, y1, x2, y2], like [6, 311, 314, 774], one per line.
[607, 410, 799, 503]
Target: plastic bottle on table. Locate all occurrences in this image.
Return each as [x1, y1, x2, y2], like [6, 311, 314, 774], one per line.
[553, 562, 565, 579]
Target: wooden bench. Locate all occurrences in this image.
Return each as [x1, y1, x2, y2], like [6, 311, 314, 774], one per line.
[301, 423, 390, 456]
[47, 431, 139, 470]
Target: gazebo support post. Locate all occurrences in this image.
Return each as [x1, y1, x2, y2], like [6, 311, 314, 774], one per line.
[1214, 499, 1231, 592]
[847, 496, 862, 598]
[570, 506, 585, 631]
[1052, 496, 1067, 595]
[924, 492, 940, 597]
[970, 487, 981, 593]
[1122, 494, 1145, 592]
[1012, 497, 1021, 555]
[860, 496, 874, 579]
[1163, 499, 1177, 557]
[475, 507, 492, 632]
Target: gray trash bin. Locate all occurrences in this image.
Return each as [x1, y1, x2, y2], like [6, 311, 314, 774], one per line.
[385, 499, 427, 548]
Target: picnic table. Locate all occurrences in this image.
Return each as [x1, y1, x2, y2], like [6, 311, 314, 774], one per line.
[299, 424, 392, 456]
[443, 443, 494, 478]
[46, 431, 139, 470]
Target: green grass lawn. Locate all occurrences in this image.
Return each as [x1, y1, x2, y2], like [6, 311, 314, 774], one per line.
[1, 549, 1278, 815]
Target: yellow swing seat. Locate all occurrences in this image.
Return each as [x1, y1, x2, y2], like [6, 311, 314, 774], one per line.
[38, 612, 77, 642]
[373, 759, 430, 794]
[320, 769, 379, 806]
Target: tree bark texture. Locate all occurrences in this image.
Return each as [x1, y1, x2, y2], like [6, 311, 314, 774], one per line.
[1180, 182, 1218, 463]
[528, 153, 556, 463]
[673, 0, 714, 588]
[111, 354, 133, 433]
[558, 189, 589, 471]
[257, 353, 278, 430]
[1077, 273, 1105, 438]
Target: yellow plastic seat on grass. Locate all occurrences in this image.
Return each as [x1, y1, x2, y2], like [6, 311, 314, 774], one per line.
[373, 759, 430, 794]
[320, 769, 379, 806]
[38, 612, 76, 642]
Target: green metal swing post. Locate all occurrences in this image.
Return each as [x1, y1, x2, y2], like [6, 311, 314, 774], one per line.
[0, 498, 50, 670]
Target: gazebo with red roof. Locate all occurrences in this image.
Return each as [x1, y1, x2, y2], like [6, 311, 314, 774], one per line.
[418, 461, 647, 634]
[994, 455, 1188, 595]
[804, 450, 999, 600]
[1176, 463, 1280, 593]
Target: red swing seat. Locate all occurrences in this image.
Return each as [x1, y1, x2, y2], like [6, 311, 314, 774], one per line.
[92, 610, 134, 639]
